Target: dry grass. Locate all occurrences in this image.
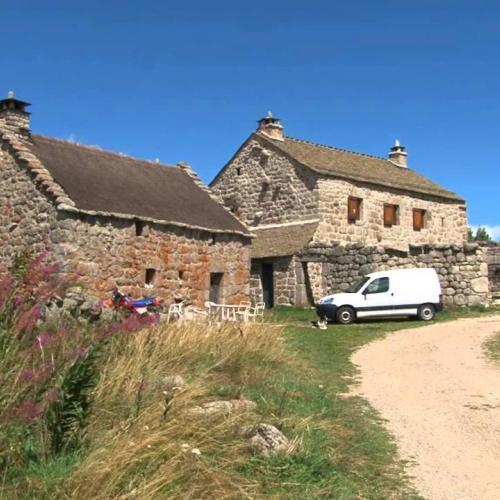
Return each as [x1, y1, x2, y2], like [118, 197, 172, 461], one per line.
[66, 321, 290, 499]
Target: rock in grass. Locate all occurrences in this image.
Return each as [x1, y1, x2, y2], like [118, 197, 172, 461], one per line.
[242, 423, 290, 456]
[189, 399, 256, 416]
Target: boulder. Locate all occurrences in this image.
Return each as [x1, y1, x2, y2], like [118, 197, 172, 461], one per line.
[242, 423, 290, 456]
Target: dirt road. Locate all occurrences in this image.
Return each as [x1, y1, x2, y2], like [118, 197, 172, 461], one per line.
[351, 315, 500, 500]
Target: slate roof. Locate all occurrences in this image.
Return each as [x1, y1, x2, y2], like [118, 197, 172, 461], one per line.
[27, 135, 250, 235]
[251, 221, 318, 258]
[256, 133, 464, 202]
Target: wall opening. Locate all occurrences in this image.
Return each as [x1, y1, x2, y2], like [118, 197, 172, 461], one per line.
[145, 268, 156, 285]
[135, 220, 144, 236]
[209, 273, 223, 303]
[261, 263, 274, 308]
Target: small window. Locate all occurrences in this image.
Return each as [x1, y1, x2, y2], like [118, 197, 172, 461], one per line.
[347, 197, 362, 223]
[135, 220, 144, 236]
[209, 273, 223, 303]
[236, 167, 242, 176]
[178, 270, 185, 280]
[364, 277, 389, 294]
[145, 268, 156, 285]
[383, 204, 398, 227]
[413, 209, 426, 231]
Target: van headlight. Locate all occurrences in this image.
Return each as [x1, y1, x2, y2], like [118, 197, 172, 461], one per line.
[320, 297, 334, 305]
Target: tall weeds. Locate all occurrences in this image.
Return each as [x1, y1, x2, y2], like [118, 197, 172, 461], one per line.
[0, 252, 154, 484]
[68, 321, 288, 499]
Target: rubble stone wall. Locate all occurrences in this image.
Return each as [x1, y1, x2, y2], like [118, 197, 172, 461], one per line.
[486, 244, 500, 296]
[302, 242, 490, 306]
[0, 143, 57, 259]
[1, 144, 251, 307]
[211, 137, 319, 227]
[314, 176, 468, 248]
[249, 257, 297, 306]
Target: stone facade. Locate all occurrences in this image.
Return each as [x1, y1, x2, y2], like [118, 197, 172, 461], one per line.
[211, 137, 318, 227]
[212, 135, 467, 250]
[315, 177, 467, 248]
[211, 116, 483, 307]
[0, 97, 251, 307]
[249, 243, 491, 307]
[486, 245, 500, 300]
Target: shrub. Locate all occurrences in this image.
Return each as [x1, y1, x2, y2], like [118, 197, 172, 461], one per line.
[0, 252, 154, 479]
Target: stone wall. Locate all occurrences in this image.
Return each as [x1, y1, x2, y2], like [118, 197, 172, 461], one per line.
[52, 214, 250, 306]
[486, 244, 500, 297]
[314, 176, 467, 248]
[0, 142, 57, 259]
[1, 143, 251, 307]
[250, 257, 297, 306]
[301, 242, 490, 306]
[211, 137, 318, 227]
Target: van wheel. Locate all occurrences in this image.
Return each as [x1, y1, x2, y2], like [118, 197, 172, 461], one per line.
[417, 304, 435, 321]
[336, 306, 356, 324]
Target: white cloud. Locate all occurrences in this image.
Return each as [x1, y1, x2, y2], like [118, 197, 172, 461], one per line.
[470, 225, 500, 241]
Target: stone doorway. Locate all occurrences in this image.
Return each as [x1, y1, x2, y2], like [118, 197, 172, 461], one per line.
[261, 263, 274, 308]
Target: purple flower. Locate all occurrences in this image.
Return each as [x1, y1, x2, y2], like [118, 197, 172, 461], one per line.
[15, 304, 42, 336]
[20, 364, 53, 385]
[36, 332, 51, 348]
[14, 398, 44, 424]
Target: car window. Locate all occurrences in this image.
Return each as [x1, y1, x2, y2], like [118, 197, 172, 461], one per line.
[364, 277, 389, 294]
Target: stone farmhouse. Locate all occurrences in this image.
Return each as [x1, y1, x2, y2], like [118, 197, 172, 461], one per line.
[0, 93, 251, 306]
[211, 113, 492, 307]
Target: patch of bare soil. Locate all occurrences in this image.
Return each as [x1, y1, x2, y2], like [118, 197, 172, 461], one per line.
[351, 315, 500, 500]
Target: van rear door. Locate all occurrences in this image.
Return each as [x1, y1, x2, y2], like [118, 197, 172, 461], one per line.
[357, 276, 396, 318]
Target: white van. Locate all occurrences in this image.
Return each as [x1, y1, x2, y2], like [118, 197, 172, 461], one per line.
[316, 268, 442, 326]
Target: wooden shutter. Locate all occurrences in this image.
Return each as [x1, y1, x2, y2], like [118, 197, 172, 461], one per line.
[348, 197, 360, 222]
[413, 209, 425, 231]
[384, 204, 397, 227]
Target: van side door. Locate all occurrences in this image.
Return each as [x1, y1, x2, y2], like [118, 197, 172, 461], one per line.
[358, 276, 395, 318]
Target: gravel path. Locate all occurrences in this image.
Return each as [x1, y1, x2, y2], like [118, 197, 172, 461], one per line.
[351, 315, 500, 500]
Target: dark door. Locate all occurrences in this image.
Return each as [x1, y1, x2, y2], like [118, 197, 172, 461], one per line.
[209, 273, 223, 303]
[261, 263, 274, 308]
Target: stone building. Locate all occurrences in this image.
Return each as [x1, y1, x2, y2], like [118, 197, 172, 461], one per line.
[0, 93, 251, 306]
[211, 113, 491, 307]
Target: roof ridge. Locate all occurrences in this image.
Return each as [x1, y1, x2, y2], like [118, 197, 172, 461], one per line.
[284, 135, 389, 162]
[32, 134, 178, 170]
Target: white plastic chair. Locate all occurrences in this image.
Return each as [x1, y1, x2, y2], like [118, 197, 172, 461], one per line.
[248, 302, 265, 322]
[167, 301, 185, 323]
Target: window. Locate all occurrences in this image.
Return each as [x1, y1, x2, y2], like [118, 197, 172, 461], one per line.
[383, 204, 398, 227]
[347, 197, 362, 223]
[413, 209, 426, 231]
[135, 220, 144, 236]
[364, 277, 389, 294]
[236, 167, 242, 176]
[145, 268, 156, 285]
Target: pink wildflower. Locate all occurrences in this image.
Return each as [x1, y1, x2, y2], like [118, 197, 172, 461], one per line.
[14, 398, 44, 424]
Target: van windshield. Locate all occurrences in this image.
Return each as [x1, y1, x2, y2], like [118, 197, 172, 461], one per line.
[347, 277, 370, 293]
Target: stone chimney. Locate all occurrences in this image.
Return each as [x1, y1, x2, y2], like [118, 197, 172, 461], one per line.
[388, 139, 408, 168]
[257, 111, 284, 141]
[0, 91, 31, 138]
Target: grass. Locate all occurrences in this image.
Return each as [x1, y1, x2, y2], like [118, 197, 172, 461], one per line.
[4, 304, 499, 499]
[485, 330, 500, 366]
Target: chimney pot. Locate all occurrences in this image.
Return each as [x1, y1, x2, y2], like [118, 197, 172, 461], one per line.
[388, 139, 408, 168]
[0, 91, 31, 138]
[256, 111, 284, 141]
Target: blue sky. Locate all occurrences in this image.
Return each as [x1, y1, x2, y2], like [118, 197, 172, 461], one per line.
[2, 0, 499, 238]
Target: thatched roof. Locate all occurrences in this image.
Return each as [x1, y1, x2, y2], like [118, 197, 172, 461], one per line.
[251, 221, 318, 258]
[256, 133, 463, 202]
[28, 135, 249, 235]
